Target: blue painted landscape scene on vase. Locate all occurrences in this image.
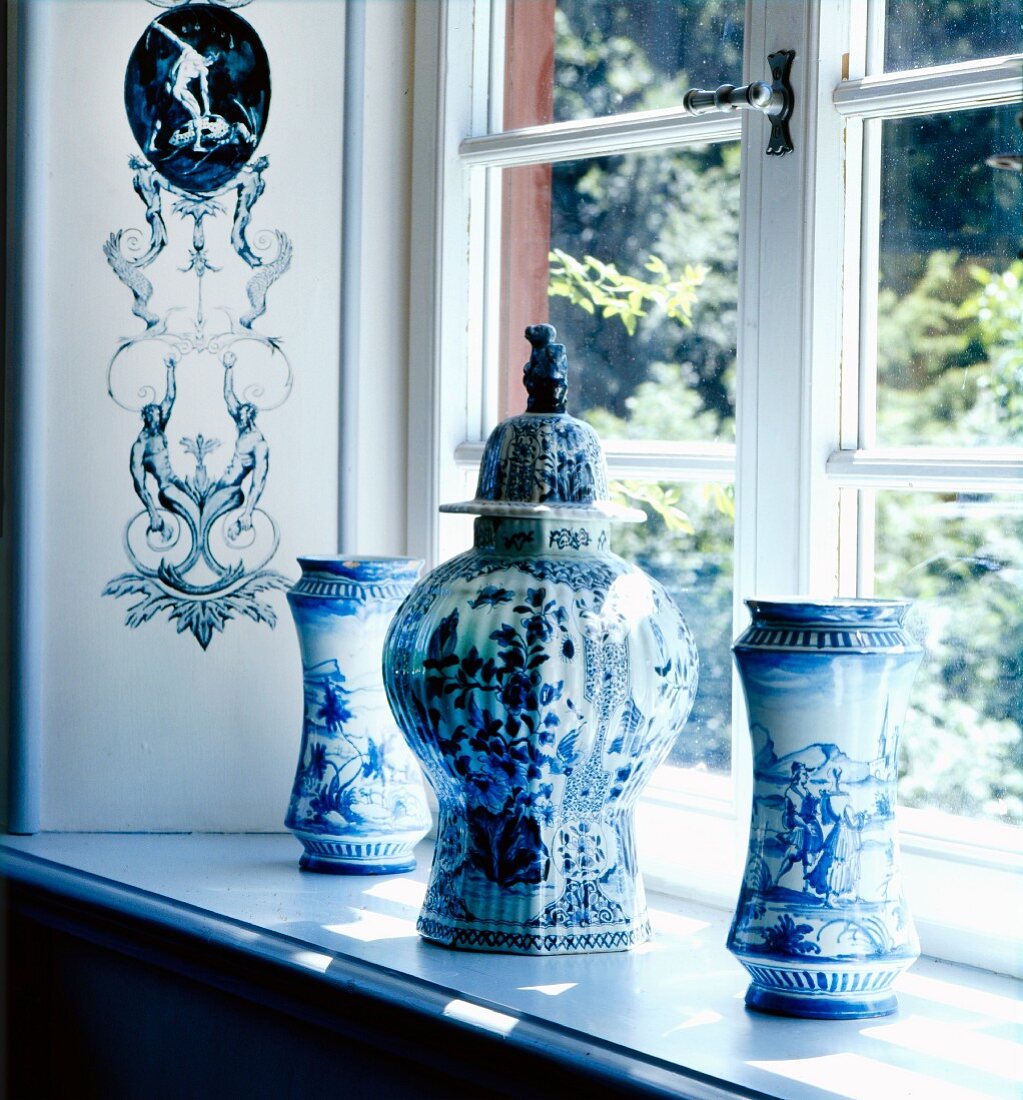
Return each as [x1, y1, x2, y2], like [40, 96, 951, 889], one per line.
[729, 715, 913, 962]
[287, 659, 429, 843]
[285, 558, 431, 874]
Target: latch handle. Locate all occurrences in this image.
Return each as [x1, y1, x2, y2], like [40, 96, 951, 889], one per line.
[683, 50, 795, 157]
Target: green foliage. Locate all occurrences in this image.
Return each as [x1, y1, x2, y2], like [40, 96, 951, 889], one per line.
[585, 361, 732, 443]
[960, 261, 1023, 435]
[877, 250, 973, 390]
[609, 481, 694, 534]
[548, 249, 705, 336]
[876, 490, 1023, 824]
[876, 253, 1023, 446]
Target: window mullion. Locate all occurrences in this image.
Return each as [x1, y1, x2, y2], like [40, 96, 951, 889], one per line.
[736, 0, 849, 603]
[407, 0, 487, 566]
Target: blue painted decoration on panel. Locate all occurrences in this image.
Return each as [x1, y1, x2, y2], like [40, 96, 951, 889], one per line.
[125, 4, 270, 194]
[104, 0, 294, 648]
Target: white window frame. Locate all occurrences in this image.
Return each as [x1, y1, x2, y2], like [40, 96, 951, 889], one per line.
[406, 0, 1023, 976]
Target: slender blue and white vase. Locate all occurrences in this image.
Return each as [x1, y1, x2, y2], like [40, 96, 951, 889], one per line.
[383, 326, 699, 954]
[285, 557, 431, 873]
[727, 598, 922, 1019]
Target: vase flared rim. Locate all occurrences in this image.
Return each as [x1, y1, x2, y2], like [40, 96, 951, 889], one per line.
[296, 556, 424, 581]
[743, 596, 912, 626]
[438, 498, 645, 523]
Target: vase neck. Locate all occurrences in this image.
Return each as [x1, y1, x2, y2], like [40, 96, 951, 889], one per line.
[745, 598, 911, 631]
[473, 516, 610, 557]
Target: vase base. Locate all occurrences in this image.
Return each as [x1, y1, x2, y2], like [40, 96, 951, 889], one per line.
[299, 851, 416, 875]
[745, 984, 898, 1020]
[418, 914, 649, 955]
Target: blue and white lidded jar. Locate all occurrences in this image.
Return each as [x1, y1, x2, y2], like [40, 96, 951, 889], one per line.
[727, 598, 922, 1018]
[285, 557, 431, 873]
[383, 325, 699, 954]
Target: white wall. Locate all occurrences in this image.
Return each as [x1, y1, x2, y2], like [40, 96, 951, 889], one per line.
[7, 0, 420, 831]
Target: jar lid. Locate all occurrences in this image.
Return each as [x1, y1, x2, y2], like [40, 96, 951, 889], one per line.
[439, 325, 644, 523]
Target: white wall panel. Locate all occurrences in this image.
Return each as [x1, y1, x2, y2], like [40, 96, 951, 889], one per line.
[16, 0, 346, 830]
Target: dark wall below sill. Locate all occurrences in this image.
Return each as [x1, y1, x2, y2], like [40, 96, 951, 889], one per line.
[4, 874, 748, 1100]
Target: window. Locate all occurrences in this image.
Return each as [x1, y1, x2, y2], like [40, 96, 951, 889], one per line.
[407, 0, 1022, 973]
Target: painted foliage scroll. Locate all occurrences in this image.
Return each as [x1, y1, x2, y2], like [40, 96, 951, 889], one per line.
[104, 0, 292, 648]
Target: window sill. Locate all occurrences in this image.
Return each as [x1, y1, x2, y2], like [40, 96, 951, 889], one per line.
[2, 833, 1020, 1099]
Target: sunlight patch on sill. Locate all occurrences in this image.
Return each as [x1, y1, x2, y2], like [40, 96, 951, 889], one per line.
[662, 1009, 723, 1034]
[517, 982, 577, 997]
[362, 877, 427, 907]
[443, 998, 520, 1036]
[747, 1052, 986, 1100]
[898, 972, 1023, 1024]
[290, 949, 334, 974]
[859, 1015, 1022, 1080]
[323, 910, 419, 942]
[647, 907, 712, 939]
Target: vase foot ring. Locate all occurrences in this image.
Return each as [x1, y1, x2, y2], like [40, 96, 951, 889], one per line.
[299, 853, 416, 876]
[745, 985, 897, 1020]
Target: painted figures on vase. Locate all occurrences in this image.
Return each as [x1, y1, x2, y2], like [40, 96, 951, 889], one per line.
[728, 599, 922, 1019]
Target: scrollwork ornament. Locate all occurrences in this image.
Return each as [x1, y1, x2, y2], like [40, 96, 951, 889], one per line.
[103, 0, 293, 648]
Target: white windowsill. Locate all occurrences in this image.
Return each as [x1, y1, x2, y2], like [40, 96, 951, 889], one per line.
[3, 833, 1020, 1100]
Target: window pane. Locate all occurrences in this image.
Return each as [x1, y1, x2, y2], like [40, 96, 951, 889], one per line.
[883, 0, 1023, 72]
[502, 0, 744, 130]
[875, 104, 1023, 447]
[873, 490, 1023, 827]
[497, 145, 739, 443]
[611, 480, 734, 775]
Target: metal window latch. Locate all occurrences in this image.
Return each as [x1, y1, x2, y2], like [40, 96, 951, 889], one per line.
[683, 50, 796, 156]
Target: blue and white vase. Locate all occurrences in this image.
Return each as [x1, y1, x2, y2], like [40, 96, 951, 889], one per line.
[727, 598, 922, 1018]
[285, 557, 431, 873]
[383, 326, 699, 953]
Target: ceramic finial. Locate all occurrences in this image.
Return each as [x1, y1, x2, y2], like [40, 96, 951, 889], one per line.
[524, 324, 568, 414]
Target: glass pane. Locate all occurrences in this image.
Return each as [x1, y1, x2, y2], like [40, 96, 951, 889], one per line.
[502, 0, 744, 129]
[497, 145, 739, 443]
[874, 490, 1023, 826]
[875, 104, 1023, 447]
[884, 0, 1023, 72]
[611, 480, 734, 775]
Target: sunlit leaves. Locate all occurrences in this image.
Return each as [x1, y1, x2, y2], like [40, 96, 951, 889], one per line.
[548, 248, 706, 337]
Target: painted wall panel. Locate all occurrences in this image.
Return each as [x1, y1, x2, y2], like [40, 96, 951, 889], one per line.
[19, 0, 345, 830]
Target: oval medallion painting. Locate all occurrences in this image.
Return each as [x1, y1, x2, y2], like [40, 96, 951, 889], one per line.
[125, 3, 270, 195]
